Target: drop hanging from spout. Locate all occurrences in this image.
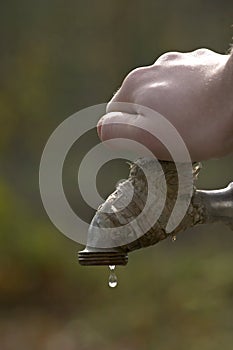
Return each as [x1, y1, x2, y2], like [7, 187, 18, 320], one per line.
[108, 265, 117, 288]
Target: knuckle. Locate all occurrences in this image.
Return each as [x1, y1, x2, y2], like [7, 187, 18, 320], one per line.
[109, 67, 146, 103]
[123, 67, 146, 86]
[194, 48, 206, 54]
[193, 48, 213, 55]
[156, 51, 182, 63]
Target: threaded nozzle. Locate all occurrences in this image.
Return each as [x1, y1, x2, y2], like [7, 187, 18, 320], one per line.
[78, 248, 128, 266]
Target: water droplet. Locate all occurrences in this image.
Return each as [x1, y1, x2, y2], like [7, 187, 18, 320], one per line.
[109, 273, 118, 288]
[171, 235, 177, 242]
[108, 265, 118, 288]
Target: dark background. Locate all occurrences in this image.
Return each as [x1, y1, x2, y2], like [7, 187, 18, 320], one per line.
[0, 1, 233, 349]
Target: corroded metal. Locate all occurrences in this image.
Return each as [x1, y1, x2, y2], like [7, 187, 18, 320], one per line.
[78, 158, 233, 266]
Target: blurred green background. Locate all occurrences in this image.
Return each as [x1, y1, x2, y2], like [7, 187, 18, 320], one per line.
[1, 1, 233, 349]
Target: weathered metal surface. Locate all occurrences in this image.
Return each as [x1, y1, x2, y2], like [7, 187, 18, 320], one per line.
[78, 158, 233, 266]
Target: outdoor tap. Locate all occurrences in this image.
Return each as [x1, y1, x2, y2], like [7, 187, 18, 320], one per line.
[78, 158, 233, 266]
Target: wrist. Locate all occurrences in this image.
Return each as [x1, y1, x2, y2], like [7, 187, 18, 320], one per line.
[222, 53, 233, 99]
[217, 53, 233, 155]
[225, 52, 233, 74]
[227, 53, 233, 107]
[226, 53, 233, 151]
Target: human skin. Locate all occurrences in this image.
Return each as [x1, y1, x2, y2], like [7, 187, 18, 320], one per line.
[97, 48, 233, 161]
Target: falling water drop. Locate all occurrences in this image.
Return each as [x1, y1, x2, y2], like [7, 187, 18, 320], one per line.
[108, 265, 118, 288]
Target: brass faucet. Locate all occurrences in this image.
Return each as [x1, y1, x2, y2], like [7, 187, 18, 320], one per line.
[78, 158, 233, 266]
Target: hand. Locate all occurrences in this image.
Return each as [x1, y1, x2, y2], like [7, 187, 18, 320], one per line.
[98, 49, 233, 161]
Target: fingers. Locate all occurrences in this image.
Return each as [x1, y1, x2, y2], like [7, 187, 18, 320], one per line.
[97, 111, 141, 142]
[97, 111, 175, 161]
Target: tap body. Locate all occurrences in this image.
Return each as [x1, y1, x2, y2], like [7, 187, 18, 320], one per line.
[78, 158, 233, 266]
